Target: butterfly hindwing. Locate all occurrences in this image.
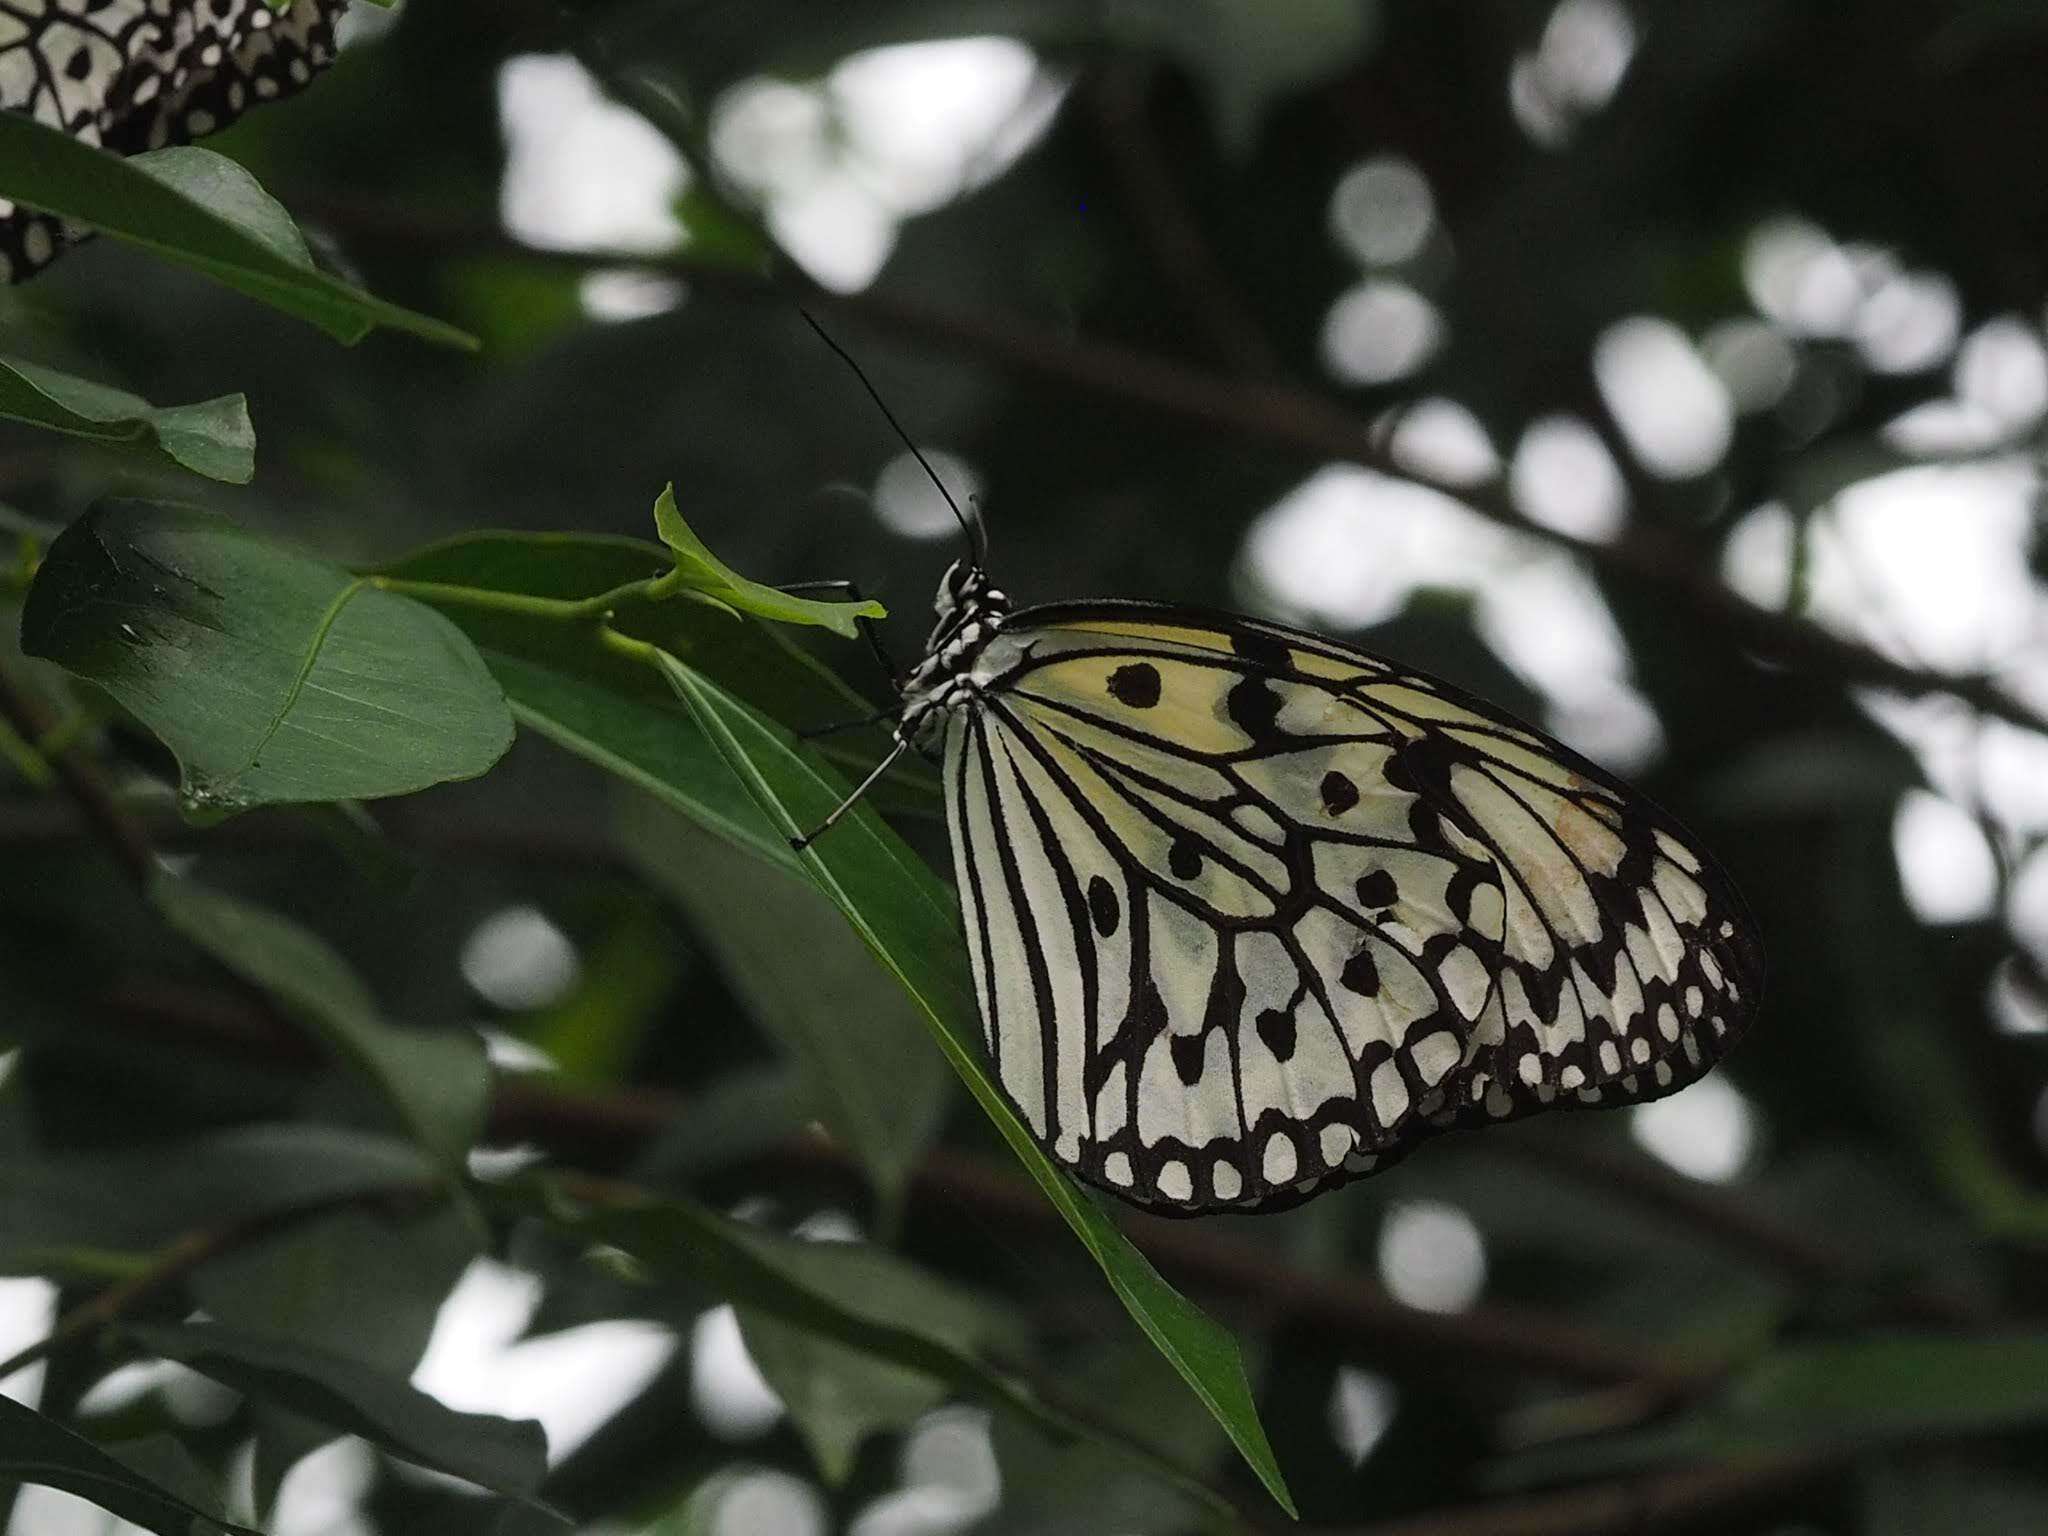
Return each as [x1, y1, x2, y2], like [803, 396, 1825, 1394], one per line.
[942, 601, 1760, 1215]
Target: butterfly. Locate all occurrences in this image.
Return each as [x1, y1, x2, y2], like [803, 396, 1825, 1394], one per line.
[795, 331, 1763, 1218]
[0, 0, 344, 282]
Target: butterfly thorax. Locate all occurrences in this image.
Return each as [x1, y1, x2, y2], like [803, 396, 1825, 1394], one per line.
[899, 560, 1010, 741]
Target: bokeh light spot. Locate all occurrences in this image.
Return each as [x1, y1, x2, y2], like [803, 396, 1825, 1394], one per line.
[1389, 398, 1500, 487]
[1593, 317, 1734, 479]
[1631, 1076, 1759, 1183]
[1700, 318, 1797, 413]
[874, 449, 982, 541]
[1377, 1199, 1486, 1312]
[498, 56, 686, 256]
[1321, 280, 1443, 385]
[460, 906, 581, 1011]
[1510, 415, 1626, 541]
[1328, 1367, 1398, 1467]
[691, 1305, 784, 1440]
[1329, 155, 1435, 267]
[1893, 789, 1998, 925]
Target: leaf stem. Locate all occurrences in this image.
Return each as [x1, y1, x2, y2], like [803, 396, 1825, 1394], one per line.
[369, 568, 685, 624]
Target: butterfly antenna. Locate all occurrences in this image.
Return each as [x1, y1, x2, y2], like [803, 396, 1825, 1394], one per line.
[798, 307, 988, 568]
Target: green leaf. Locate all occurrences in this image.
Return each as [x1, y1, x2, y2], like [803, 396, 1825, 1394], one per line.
[0, 1396, 259, 1536]
[127, 1321, 549, 1496]
[20, 501, 514, 814]
[0, 357, 253, 483]
[0, 1124, 435, 1276]
[622, 802, 951, 1212]
[103, 1437, 238, 1526]
[374, 529, 925, 874]
[653, 655, 1297, 1518]
[0, 119, 475, 348]
[737, 1309, 949, 1484]
[496, 650, 794, 872]
[651, 486, 886, 638]
[509, 1178, 1236, 1514]
[989, 1338, 1229, 1533]
[1504, 1333, 2048, 1481]
[190, 1205, 479, 1375]
[150, 872, 489, 1170]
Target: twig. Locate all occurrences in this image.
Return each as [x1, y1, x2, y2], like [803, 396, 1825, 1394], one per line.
[1090, 59, 1282, 378]
[880, 1140, 1712, 1396]
[0, 1185, 433, 1384]
[1504, 1136, 1991, 1329]
[98, 999, 1703, 1394]
[298, 202, 2048, 741]
[1314, 1451, 1841, 1536]
[0, 664, 156, 888]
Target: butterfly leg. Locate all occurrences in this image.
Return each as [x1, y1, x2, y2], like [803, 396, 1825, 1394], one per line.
[791, 735, 913, 851]
[778, 579, 900, 689]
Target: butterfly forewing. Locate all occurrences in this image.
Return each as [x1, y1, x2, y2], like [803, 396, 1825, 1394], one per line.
[0, 0, 343, 281]
[940, 601, 1761, 1215]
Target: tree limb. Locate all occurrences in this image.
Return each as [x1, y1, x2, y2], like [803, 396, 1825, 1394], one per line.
[0, 665, 156, 889]
[1314, 1451, 1843, 1536]
[0, 1184, 435, 1385]
[299, 201, 2048, 742]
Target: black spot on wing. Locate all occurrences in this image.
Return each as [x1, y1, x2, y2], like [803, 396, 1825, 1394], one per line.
[1255, 1006, 1297, 1061]
[1340, 945, 1381, 998]
[1319, 770, 1360, 815]
[1355, 868, 1398, 909]
[1087, 875, 1121, 936]
[1168, 837, 1204, 880]
[1170, 1032, 1207, 1084]
[1107, 662, 1162, 708]
[1231, 627, 1294, 668]
[1225, 676, 1286, 742]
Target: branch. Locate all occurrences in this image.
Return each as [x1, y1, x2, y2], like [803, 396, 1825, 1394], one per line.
[0, 665, 156, 888]
[1502, 1137, 1991, 1330]
[300, 201, 2048, 741]
[1089, 59, 1283, 378]
[1316, 1451, 1841, 1536]
[107, 999, 1698, 1392]
[0, 1184, 434, 1384]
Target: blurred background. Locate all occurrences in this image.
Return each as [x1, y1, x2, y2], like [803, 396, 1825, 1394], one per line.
[6, 0, 2048, 1531]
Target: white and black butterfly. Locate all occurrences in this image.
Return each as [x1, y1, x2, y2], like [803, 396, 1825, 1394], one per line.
[0, 0, 343, 281]
[793, 331, 1762, 1219]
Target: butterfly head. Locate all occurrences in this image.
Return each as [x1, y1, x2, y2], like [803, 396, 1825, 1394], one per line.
[897, 561, 1010, 732]
[932, 558, 1008, 629]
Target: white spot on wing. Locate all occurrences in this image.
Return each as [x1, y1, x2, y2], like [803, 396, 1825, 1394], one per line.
[1371, 1059, 1410, 1126]
[1157, 1160, 1193, 1201]
[1411, 1031, 1461, 1086]
[1263, 1131, 1299, 1184]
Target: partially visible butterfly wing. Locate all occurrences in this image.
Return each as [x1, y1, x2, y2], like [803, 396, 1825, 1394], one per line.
[944, 601, 1760, 1215]
[0, 0, 343, 282]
